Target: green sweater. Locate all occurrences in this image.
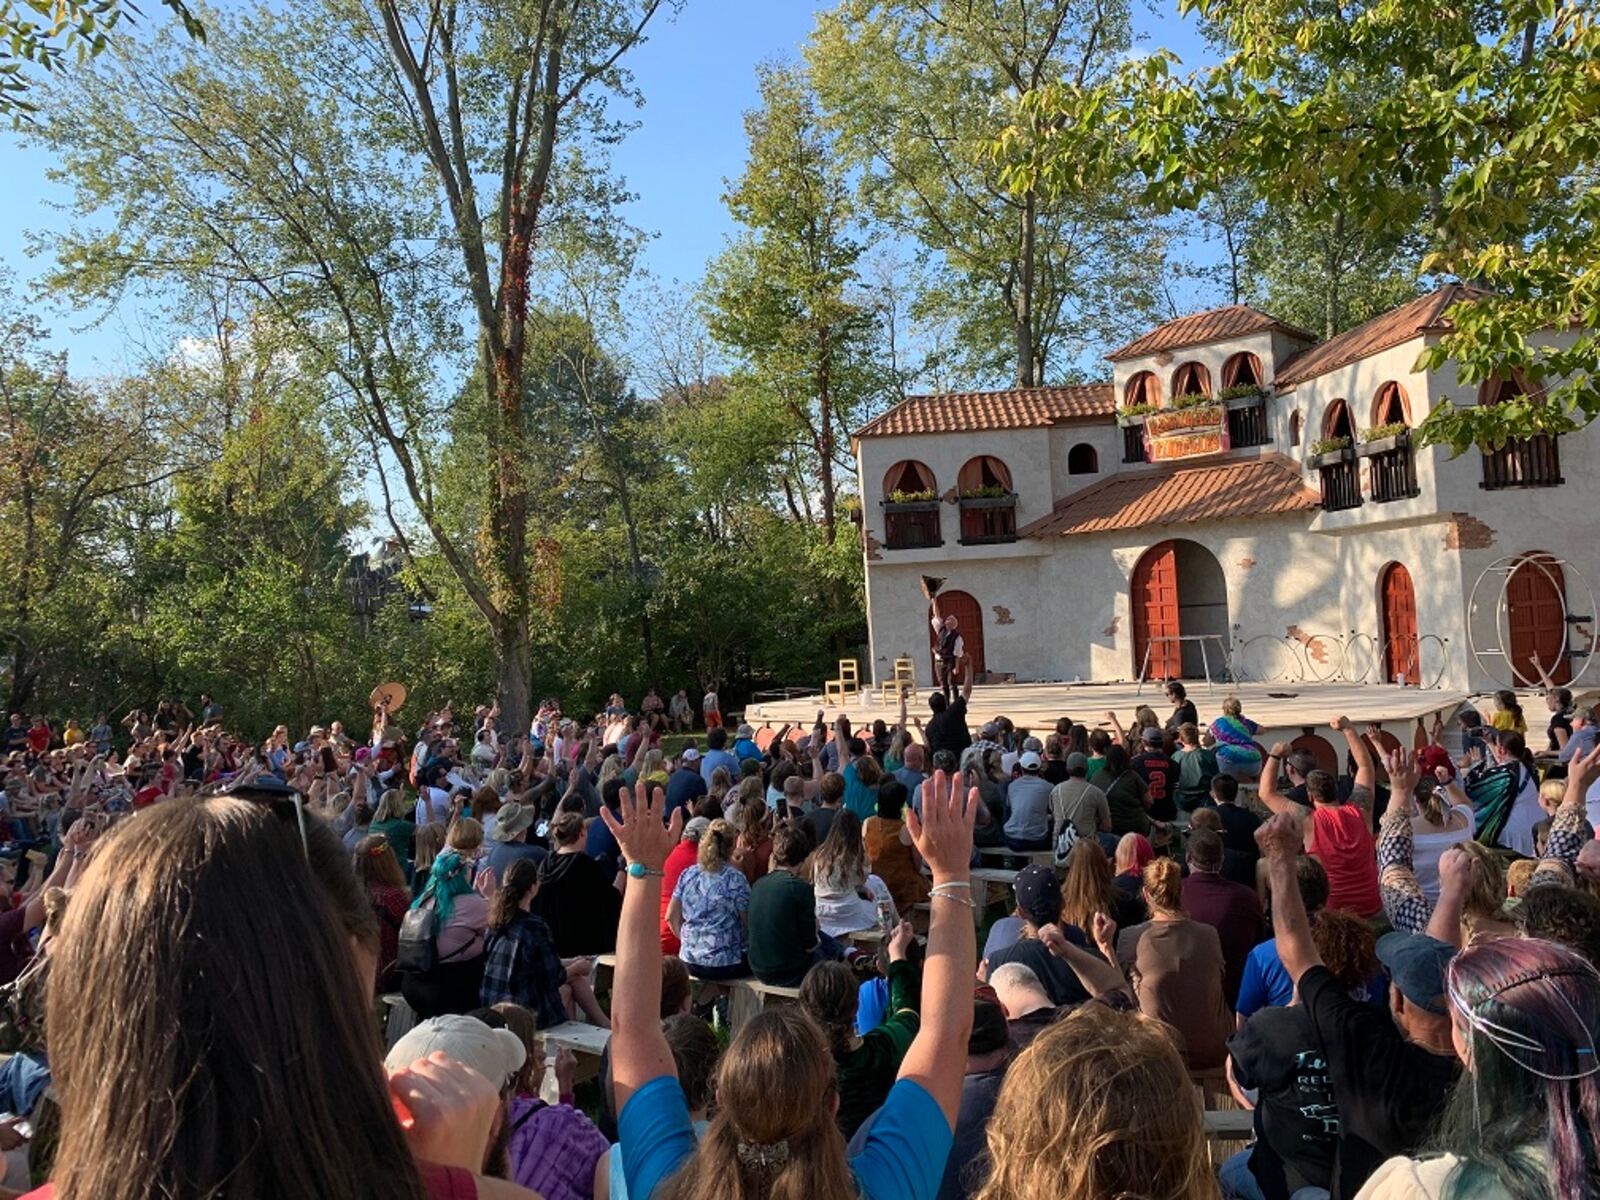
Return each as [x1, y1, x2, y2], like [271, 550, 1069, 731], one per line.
[835, 959, 921, 1137]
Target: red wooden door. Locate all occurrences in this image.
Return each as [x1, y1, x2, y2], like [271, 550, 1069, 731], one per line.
[928, 591, 986, 679]
[1507, 554, 1570, 685]
[1131, 541, 1181, 680]
[1380, 563, 1420, 685]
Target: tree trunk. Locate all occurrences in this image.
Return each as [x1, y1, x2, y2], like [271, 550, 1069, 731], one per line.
[1015, 191, 1038, 386]
[1323, 208, 1345, 339]
[817, 329, 837, 545]
[495, 615, 532, 735]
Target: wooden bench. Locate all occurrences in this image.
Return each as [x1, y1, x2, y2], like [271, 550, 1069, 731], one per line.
[727, 977, 801, 1031]
[542, 1020, 611, 1059]
[1203, 1109, 1253, 1139]
[379, 992, 418, 1050]
[977, 846, 1055, 868]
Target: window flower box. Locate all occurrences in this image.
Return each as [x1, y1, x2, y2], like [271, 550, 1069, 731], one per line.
[1117, 408, 1153, 428]
[957, 492, 1018, 509]
[1306, 447, 1354, 471]
[1222, 389, 1270, 411]
[1357, 430, 1410, 458]
[881, 498, 941, 513]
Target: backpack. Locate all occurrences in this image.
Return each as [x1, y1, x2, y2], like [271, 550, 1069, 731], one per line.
[1054, 822, 1080, 868]
[396, 902, 439, 974]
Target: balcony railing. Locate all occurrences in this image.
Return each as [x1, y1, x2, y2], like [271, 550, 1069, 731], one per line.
[958, 494, 1018, 545]
[1316, 455, 1362, 512]
[1363, 435, 1421, 504]
[1121, 423, 1146, 464]
[1225, 400, 1271, 448]
[882, 501, 942, 550]
[1481, 434, 1563, 490]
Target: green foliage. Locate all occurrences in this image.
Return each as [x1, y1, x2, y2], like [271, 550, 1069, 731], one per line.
[996, 0, 1600, 453]
[886, 489, 937, 504]
[1216, 383, 1263, 402]
[1360, 422, 1408, 443]
[0, 0, 202, 120]
[809, 0, 1169, 385]
[1117, 402, 1156, 419]
[1309, 435, 1352, 456]
[957, 485, 1010, 500]
[1171, 392, 1215, 410]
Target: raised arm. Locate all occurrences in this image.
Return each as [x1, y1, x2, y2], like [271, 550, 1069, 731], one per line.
[1040, 916, 1130, 999]
[1376, 751, 1432, 934]
[1104, 711, 1128, 750]
[1426, 847, 1477, 948]
[1256, 810, 1320, 985]
[1259, 742, 1297, 816]
[898, 770, 978, 1126]
[1532, 742, 1600, 887]
[600, 785, 683, 1112]
[960, 661, 974, 702]
[1331, 716, 1375, 794]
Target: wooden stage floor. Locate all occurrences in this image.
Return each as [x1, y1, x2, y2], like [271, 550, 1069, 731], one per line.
[745, 680, 1471, 740]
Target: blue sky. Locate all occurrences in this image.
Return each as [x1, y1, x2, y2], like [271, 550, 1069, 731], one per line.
[0, 0, 1211, 372]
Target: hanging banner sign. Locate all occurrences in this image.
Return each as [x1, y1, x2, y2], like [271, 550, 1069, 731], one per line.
[1145, 406, 1230, 462]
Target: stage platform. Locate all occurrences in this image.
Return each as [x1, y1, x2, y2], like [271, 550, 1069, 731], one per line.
[745, 680, 1471, 741]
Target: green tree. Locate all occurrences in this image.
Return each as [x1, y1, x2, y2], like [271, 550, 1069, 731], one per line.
[810, 0, 1168, 385]
[35, 0, 677, 730]
[1000, 0, 1600, 452]
[704, 63, 889, 546]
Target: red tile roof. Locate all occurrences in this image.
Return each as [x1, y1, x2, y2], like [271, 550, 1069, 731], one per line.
[1106, 306, 1316, 363]
[854, 385, 1115, 438]
[1273, 284, 1490, 388]
[1020, 455, 1318, 537]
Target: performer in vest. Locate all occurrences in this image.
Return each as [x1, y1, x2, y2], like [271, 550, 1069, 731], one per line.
[930, 595, 965, 700]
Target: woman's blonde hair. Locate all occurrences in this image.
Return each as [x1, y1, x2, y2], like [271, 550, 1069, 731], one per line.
[447, 817, 484, 854]
[698, 819, 736, 872]
[1540, 777, 1568, 812]
[1416, 776, 1448, 826]
[1142, 858, 1185, 914]
[486, 767, 512, 797]
[643, 748, 665, 777]
[660, 1007, 857, 1200]
[598, 756, 624, 787]
[373, 789, 409, 824]
[412, 822, 446, 877]
[974, 1005, 1217, 1200]
[1455, 840, 1507, 928]
[735, 775, 763, 809]
[1221, 696, 1242, 717]
[1113, 833, 1145, 876]
[709, 767, 732, 805]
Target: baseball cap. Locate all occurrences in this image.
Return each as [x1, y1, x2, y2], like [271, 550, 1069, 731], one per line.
[1013, 864, 1064, 926]
[1141, 726, 1165, 746]
[1376, 931, 1457, 1015]
[1065, 752, 1089, 773]
[1417, 744, 1456, 782]
[1019, 751, 1042, 772]
[980, 722, 1001, 739]
[683, 816, 711, 842]
[681, 746, 700, 763]
[384, 1015, 526, 1090]
[1022, 736, 1044, 753]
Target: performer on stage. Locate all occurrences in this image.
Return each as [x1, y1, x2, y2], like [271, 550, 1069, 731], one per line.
[930, 594, 966, 700]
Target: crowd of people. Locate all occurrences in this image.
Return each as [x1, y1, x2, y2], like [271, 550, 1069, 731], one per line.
[0, 674, 1595, 1200]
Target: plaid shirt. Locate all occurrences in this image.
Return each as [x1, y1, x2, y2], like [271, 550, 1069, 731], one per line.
[481, 912, 568, 1030]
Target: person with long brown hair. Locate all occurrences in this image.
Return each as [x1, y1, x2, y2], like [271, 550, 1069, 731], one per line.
[606, 772, 977, 1200]
[973, 1005, 1217, 1200]
[354, 833, 412, 993]
[480, 858, 608, 1030]
[813, 809, 891, 937]
[32, 791, 538, 1200]
[1115, 858, 1232, 1069]
[1059, 838, 1144, 934]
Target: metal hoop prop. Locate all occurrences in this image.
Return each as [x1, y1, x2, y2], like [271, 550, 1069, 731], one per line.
[1467, 554, 1598, 689]
[1297, 630, 1347, 683]
[1233, 635, 1305, 684]
[1342, 632, 1379, 684]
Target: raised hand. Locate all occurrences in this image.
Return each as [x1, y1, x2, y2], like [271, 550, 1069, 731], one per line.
[1269, 741, 1292, 759]
[908, 769, 977, 883]
[600, 784, 682, 872]
[888, 919, 914, 960]
[1386, 748, 1419, 800]
[1328, 715, 1348, 732]
[1091, 911, 1117, 952]
[1569, 742, 1600, 801]
[1437, 845, 1480, 896]
[1255, 809, 1304, 863]
[387, 1051, 500, 1172]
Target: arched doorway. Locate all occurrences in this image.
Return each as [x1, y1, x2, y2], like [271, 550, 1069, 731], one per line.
[1380, 563, 1420, 685]
[928, 590, 986, 681]
[1507, 553, 1570, 685]
[1130, 540, 1230, 680]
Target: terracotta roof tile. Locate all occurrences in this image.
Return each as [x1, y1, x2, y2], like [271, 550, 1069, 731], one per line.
[1106, 306, 1316, 363]
[1273, 284, 1491, 388]
[854, 385, 1114, 438]
[1020, 455, 1318, 537]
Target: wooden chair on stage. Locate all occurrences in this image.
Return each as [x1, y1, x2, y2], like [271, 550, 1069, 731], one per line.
[878, 656, 918, 704]
[825, 658, 861, 705]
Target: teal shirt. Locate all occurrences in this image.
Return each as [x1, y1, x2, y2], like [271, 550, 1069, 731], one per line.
[843, 762, 879, 822]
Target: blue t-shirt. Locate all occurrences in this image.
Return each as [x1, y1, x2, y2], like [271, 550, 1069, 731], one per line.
[843, 763, 878, 822]
[733, 738, 763, 763]
[700, 749, 739, 787]
[619, 1074, 951, 1200]
[664, 768, 708, 818]
[856, 975, 889, 1035]
[1236, 937, 1388, 1018]
[893, 768, 927, 812]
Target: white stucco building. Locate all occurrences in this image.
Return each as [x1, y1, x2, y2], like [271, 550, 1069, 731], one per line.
[853, 287, 1594, 695]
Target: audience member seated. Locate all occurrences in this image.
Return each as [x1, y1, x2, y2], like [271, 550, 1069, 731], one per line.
[863, 780, 930, 915]
[1181, 827, 1265, 1008]
[666, 818, 751, 986]
[480, 858, 609, 1029]
[537, 812, 622, 957]
[749, 823, 840, 987]
[404, 847, 491, 1018]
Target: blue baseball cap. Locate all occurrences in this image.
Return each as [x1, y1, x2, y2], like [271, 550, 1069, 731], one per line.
[1376, 931, 1457, 1015]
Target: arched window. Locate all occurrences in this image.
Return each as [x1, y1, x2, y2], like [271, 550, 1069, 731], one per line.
[1171, 361, 1211, 401]
[1067, 443, 1099, 476]
[1371, 381, 1411, 428]
[1479, 373, 1543, 407]
[1288, 411, 1302, 447]
[1323, 399, 1355, 442]
[957, 455, 1013, 495]
[1124, 371, 1160, 409]
[1221, 352, 1263, 390]
[882, 459, 936, 499]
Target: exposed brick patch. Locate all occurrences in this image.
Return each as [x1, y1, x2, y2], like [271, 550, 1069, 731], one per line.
[1103, 614, 1121, 639]
[940, 486, 959, 504]
[1287, 624, 1331, 665]
[1443, 513, 1496, 551]
[992, 605, 1015, 626]
[863, 528, 883, 561]
[1237, 556, 1256, 570]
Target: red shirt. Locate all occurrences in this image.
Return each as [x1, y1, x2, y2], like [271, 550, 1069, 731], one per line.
[25, 727, 49, 755]
[1309, 800, 1382, 917]
[660, 838, 698, 955]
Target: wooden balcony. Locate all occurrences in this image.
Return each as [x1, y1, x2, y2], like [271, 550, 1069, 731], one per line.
[1311, 451, 1362, 512]
[1121, 423, 1146, 464]
[1225, 400, 1271, 449]
[958, 494, 1018, 545]
[1481, 434, 1563, 490]
[882, 501, 942, 550]
[1361, 433, 1421, 505]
